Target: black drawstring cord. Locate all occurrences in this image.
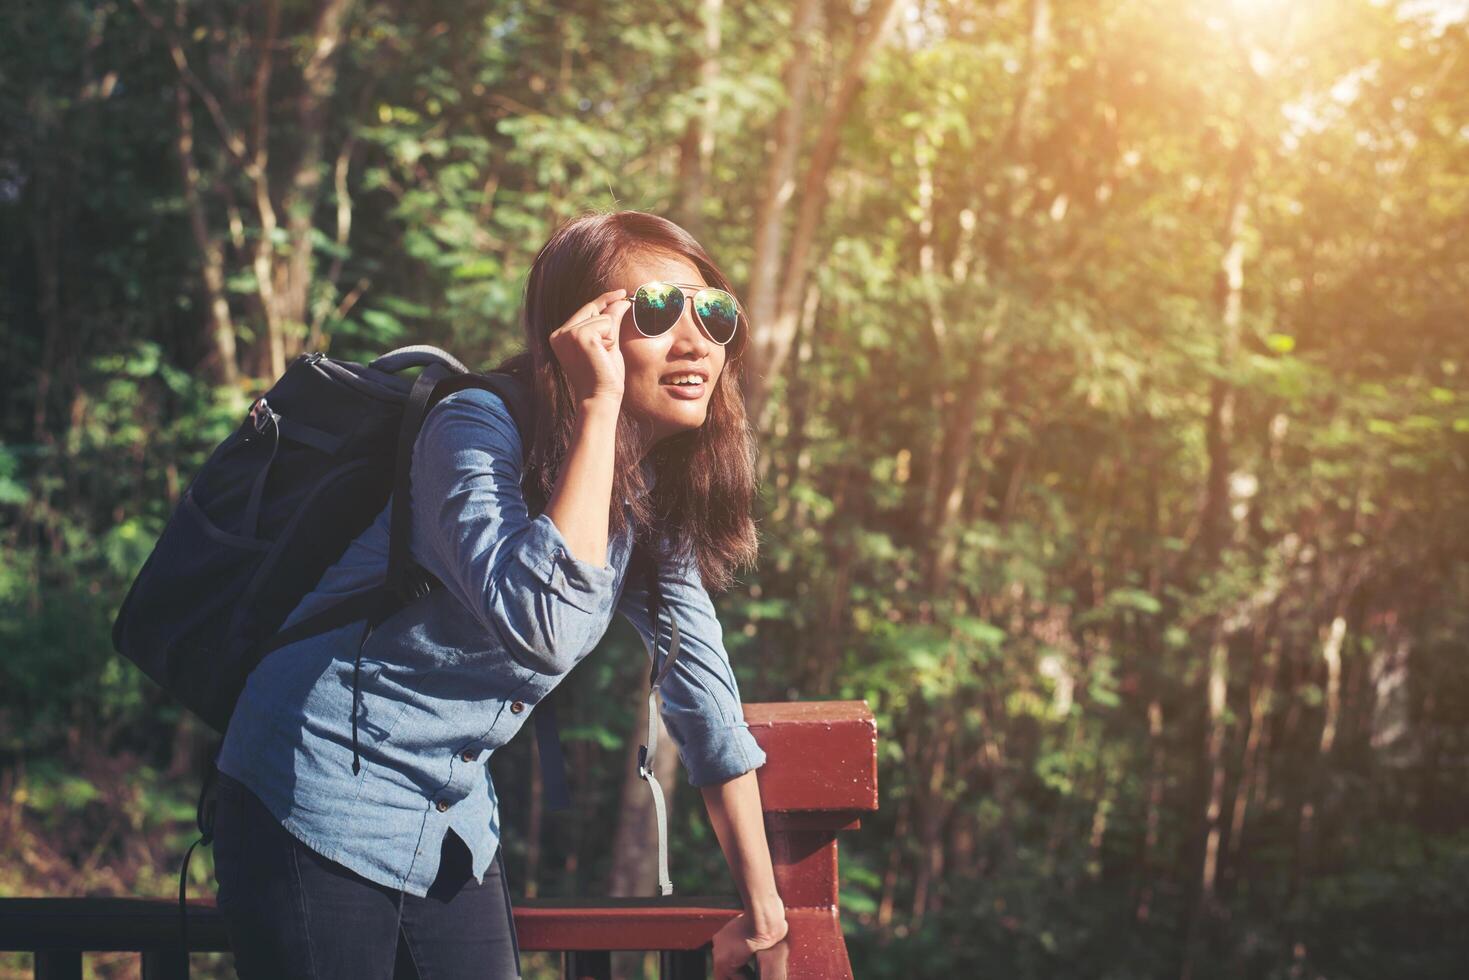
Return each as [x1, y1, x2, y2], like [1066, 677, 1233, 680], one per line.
[350, 574, 429, 774]
[178, 744, 219, 970]
[351, 617, 376, 775]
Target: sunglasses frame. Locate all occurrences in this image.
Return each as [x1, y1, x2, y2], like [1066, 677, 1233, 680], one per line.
[629, 280, 744, 347]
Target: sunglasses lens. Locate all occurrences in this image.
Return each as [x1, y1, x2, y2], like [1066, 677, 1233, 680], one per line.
[634, 282, 684, 336]
[693, 288, 739, 345]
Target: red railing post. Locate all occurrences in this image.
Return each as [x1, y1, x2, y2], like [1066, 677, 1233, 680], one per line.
[743, 700, 879, 979]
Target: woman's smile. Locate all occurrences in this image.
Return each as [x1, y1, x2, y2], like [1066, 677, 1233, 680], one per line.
[660, 372, 708, 399]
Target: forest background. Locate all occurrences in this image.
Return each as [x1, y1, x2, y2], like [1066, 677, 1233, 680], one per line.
[3, 0, 1467, 977]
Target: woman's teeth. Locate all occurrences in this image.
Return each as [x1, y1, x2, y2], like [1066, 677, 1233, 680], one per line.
[662, 375, 706, 398]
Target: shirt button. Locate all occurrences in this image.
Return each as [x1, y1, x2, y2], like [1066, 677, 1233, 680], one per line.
[435, 799, 450, 813]
[460, 749, 477, 763]
[510, 700, 525, 714]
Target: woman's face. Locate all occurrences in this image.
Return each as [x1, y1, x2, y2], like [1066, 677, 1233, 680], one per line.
[614, 251, 727, 449]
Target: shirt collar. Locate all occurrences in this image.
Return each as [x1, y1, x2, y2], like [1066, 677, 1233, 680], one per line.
[624, 457, 655, 506]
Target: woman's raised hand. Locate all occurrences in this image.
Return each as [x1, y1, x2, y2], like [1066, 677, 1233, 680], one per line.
[549, 288, 631, 408]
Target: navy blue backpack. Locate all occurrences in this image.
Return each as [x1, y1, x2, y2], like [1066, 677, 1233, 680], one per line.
[111, 346, 683, 930]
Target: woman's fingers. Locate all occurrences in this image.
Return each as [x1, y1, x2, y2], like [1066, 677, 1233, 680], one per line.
[563, 289, 627, 332]
[597, 299, 630, 349]
[711, 912, 790, 979]
[550, 291, 630, 404]
[568, 300, 630, 351]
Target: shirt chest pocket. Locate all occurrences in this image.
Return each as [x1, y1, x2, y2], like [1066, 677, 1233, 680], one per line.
[376, 638, 548, 754]
[348, 657, 425, 746]
[358, 581, 574, 753]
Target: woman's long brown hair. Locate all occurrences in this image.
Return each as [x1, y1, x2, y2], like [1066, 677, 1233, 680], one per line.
[492, 210, 759, 593]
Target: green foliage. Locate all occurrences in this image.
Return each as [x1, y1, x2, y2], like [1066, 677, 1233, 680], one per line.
[3, 0, 1468, 976]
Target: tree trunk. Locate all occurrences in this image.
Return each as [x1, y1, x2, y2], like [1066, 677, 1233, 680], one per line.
[1181, 134, 1252, 980]
[673, 0, 721, 240]
[1135, 697, 1166, 923]
[1197, 629, 1230, 904]
[1368, 616, 1412, 768]
[1283, 609, 1350, 973]
[749, 0, 906, 435]
[876, 724, 919, 934]
[30, 147, 63, 448]
[924, 353, 1003, 595]
[908, 705, 954, 927]
[774, 284, 819, 512]
[1227, 635, 1280, 868]
[151, 0, 353, 379]
[980, 0, 1052, 266]
[273, 0, 355, 367]
[918, 0, 1050, 592]
[172, 68, 237, 385]
[1198, 142, 1250, 563]
[741, 0, 819, 415]
[242, 0, 282, 378]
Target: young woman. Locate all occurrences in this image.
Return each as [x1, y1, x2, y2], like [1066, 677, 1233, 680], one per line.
[211, 210, 789, 979]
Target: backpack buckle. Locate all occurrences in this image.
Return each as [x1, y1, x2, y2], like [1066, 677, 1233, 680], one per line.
[248, 397, 277, 435]
[396, 564, 441, 602]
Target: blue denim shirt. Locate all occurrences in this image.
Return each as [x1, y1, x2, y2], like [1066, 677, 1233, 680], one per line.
[217, 387, 766, 897]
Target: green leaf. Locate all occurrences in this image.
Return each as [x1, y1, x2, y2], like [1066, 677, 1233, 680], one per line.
[359, 309, 408, 341]
[452, 259, 501, 281]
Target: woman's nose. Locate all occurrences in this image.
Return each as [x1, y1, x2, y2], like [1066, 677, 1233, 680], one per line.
[672, 305, 713, 351]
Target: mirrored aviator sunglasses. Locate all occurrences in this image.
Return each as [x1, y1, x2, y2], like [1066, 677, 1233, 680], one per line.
[631, 281, 742, 346]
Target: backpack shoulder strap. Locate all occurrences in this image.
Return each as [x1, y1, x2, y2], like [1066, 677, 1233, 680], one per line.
[387, 364, 458, 601]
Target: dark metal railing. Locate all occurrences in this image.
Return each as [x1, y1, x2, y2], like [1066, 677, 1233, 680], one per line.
[0, 896, 718, 979]
[0, 700, 878, 979]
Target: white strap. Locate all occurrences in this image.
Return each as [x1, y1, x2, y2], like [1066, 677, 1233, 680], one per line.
[639, 616, 680, 896]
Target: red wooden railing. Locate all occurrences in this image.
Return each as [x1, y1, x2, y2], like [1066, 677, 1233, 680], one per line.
[0, 700, 879, 978]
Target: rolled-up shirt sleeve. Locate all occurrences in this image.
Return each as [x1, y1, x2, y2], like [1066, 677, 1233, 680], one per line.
[409, 387, 616, 674]
[617, 548, 767, 788]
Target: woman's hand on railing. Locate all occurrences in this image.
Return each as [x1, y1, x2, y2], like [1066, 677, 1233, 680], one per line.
[752, 937, 791, 980]
[711, 904, 789, 979]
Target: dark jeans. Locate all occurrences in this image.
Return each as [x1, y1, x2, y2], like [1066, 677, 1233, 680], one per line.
[213, 771, 521, 980]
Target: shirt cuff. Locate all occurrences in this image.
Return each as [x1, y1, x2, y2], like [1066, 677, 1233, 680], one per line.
[675, 721, 768, 788]
[529, 512, 617, 611]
